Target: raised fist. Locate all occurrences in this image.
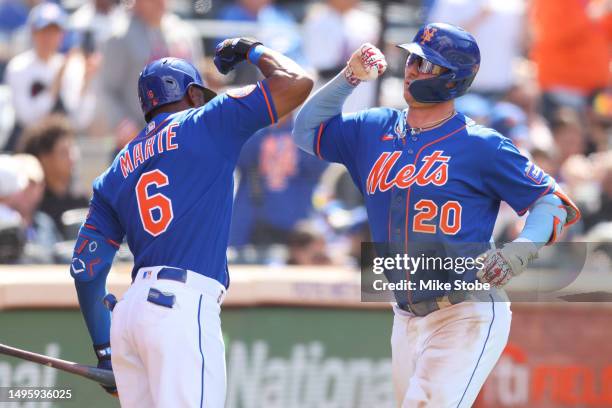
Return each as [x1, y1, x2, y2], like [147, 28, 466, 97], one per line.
[214, 38, 262, 74]
[345, 43, 387, 86]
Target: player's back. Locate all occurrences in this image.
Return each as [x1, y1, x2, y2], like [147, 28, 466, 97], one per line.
[93, 109, 233, 285]
[87, 82, 278, 286]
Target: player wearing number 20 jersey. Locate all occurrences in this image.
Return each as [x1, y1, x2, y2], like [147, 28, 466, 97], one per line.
[87, 81, 276, 286]
[293, 24, 579, 407]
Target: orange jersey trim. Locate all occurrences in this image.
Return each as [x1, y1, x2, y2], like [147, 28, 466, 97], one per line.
[258, 81, 276, 125]
[315, 123, 325, 159]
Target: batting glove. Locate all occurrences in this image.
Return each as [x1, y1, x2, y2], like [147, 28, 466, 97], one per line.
[345, 43, 387, 86]
[94, 343, 117, 397]
[477, 240, 539, 288]
[214, 37, 263, 74]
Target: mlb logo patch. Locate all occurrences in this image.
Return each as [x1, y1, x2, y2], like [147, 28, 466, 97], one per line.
[525, 162, 544, 184]
[143, 270, 152, 279]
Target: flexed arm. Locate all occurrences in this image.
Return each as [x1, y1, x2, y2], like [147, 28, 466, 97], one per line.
[214, 38, 314, 119]
[292, 43, 387, 154]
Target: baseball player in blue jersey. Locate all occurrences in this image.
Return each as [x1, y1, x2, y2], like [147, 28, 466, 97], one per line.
[293, 23, 580, 407]
[70, 38, 312, 407]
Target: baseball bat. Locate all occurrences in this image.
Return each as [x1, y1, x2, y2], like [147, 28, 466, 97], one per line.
[0, 343, 116, 387]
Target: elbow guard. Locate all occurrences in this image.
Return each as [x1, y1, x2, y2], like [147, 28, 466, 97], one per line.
[552, 186, 581, 227]
[531, 194, 566, 245]
[532, 186, 581, 245]
[548, 186, 581, 245]
[70, 225, 119, 282]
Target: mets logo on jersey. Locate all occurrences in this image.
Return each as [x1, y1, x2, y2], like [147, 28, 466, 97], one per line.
[366, 150, 450, 194]
[525, 162, 544, 184]
[420, 27, 438, 44]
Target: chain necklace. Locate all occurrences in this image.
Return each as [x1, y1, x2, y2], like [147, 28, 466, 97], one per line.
[397, 110, 457, 139]
[408, 110, 457, 135]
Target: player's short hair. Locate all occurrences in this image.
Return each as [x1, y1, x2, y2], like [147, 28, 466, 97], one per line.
[19, 114, 74, 157]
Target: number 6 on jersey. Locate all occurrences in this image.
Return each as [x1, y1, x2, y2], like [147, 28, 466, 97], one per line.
[136, 170, 174, 236]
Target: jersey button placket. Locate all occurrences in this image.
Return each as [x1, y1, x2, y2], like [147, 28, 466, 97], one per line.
[389, 188, 406, 244]
[389, 150, 409, 245]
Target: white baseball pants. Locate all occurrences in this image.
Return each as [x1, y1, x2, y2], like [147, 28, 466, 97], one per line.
[391, 297, 511, 408]
[110, 266, 227, 408]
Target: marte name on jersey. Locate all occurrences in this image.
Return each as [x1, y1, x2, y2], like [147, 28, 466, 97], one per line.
[119, 122, 180, 178]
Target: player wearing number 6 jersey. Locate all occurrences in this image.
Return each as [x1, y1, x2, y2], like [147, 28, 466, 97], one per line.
[293, 23, 580, 407]
[70, 39, 312, 407]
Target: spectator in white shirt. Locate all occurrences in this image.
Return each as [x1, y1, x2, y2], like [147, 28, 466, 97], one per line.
[302, 0, 380, 112]
[4, 2, 96, 151]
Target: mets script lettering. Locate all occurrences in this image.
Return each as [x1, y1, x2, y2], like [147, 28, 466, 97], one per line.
[366, 150, 450, 194]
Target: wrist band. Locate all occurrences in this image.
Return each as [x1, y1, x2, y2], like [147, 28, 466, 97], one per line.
[94, 343, 112, 360]
[344, 66, 361, 87]
[247, 45, 266, 65]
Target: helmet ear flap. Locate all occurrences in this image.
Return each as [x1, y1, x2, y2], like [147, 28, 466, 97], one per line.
[408, 72, 457, 103]
[408, 69, 478, 103]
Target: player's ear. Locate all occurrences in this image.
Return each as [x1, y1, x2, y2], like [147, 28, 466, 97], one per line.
[186, 86, 206, 108]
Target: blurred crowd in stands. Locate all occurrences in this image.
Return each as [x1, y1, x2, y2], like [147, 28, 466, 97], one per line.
[0, 0, 609, 267]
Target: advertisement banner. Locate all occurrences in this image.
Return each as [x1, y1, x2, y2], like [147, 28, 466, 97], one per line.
[0, 305, 610, 407]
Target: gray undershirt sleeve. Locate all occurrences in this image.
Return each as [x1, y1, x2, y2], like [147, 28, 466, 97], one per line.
[292, 72, 356, 155]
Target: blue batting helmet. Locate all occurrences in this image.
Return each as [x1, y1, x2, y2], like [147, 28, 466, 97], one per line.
[137, 57, 217, 119]
[398, 23, 480, 103]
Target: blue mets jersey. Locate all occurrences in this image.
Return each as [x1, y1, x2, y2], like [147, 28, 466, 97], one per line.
[230, 119, 328, 246]
[84, 81, 277, 286]
[314, 108, 556, 299]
